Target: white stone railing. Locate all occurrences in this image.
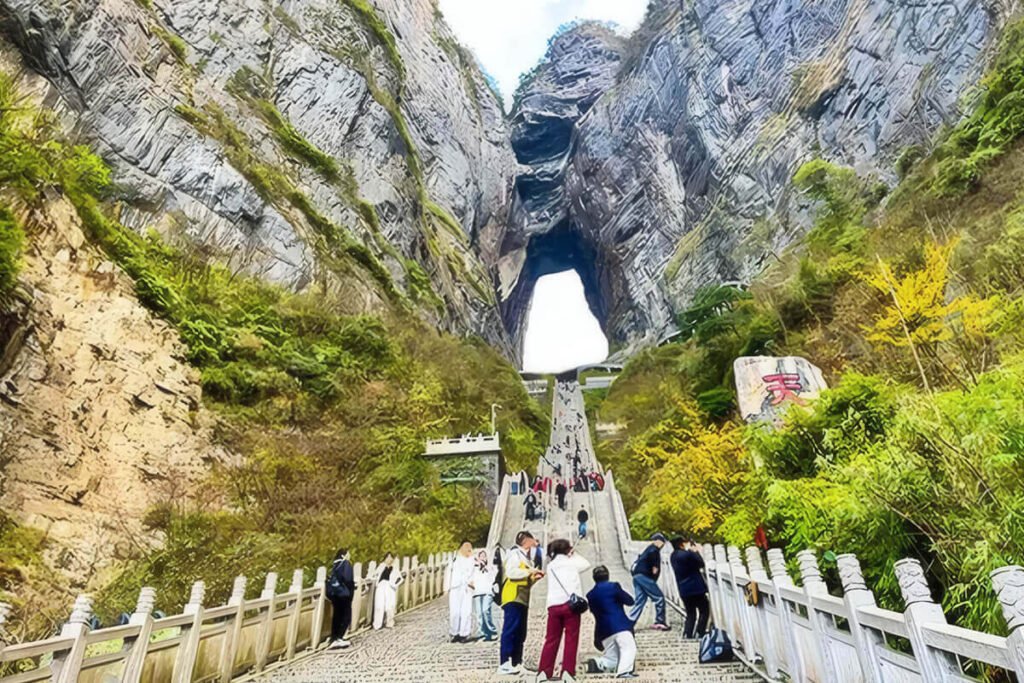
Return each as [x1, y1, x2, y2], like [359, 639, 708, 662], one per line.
[486, 474, 517, 549]
[702, 543, 1024, 682]
[0, 552, 454, 682]
[424, 433, 500, 455]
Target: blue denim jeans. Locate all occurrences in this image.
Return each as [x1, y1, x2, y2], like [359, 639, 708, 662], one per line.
[578, 521, 587, 538]
[628, 574, 667, 625]
[474, 594, 497, 639]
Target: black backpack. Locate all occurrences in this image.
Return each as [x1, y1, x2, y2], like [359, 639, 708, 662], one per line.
[699, 628, 734, 663]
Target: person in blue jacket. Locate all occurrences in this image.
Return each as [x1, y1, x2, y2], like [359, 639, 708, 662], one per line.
[628, 533, 670, 630]
[670, 537, 710, 639]
[326, 548, 356, 648]
[585, 565, 638, 678]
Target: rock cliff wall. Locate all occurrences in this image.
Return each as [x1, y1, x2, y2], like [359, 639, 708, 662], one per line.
[0, 0, 515, 351]
[503, 0, 1016, 355]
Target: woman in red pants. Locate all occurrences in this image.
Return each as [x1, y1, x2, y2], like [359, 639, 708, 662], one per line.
[538, 538, 591, 682]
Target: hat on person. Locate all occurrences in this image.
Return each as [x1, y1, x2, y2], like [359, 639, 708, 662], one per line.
[650, 532, 669, 543]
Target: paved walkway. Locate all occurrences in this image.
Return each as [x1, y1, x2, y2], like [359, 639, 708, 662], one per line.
[253, 382, 758, 682]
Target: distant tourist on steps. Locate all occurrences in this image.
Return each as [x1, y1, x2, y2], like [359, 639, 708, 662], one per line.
[448, 541, 476, 643]
[326, 548, 356, 648]
[577, 505, 589, 541]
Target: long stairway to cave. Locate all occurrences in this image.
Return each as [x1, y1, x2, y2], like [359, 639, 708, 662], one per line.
[253, 381, 758, 682]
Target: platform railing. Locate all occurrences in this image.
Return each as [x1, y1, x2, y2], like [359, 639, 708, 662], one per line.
[702, 543, 1024, 683]
[0, 551, 454, 683]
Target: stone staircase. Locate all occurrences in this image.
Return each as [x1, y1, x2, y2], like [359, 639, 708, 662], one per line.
[250, 381, 758, 682]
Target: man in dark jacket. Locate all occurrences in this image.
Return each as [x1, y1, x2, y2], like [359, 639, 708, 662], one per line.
[670, 538, 710, 638]
[555, 480, 567, 511]
[327, 548, 357, 648]
[585, 565, 638, 678]
[577, 505, 589, 540]
[628, 533, 669, 630]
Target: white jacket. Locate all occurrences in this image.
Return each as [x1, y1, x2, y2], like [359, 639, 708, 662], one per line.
[545, 553, 590, 607]
[471, 564, 496, 597]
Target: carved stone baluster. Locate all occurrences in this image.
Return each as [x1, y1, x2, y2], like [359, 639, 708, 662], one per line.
[895, 558, 958, 683]
[0, 601, 11, 656]
[400, 556, 412, 611]
[795, 550, 838, 683]
[172, 581, 206, 683]
[837, 554, 883, 683]
[746, 547, 780, 677]
[701, 544, 720, 629]
[122, 587, 157, 683]
[992, 565, 1024, 680]
[310, 567, 327, 650]
[728, 546, 758, 662]
[350, 562, 365, 633]
[219, 576, 247, 682]
[255, 573, 278, 671]
[768, 549, 806, 683]
[51, 595, 94, 683]
[285, 569, 304, 659]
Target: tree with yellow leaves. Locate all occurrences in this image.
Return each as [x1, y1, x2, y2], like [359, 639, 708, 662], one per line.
[628, 397, 749, 537]
[863, 238, 1001, 388]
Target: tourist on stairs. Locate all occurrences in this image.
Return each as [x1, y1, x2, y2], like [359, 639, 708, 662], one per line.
[585, 565, 638, 679]
[525, 490, 538, 521]
[537, 538, 590, 682]
[555, 480, 567, 511]
[628, 534, 670, 630]
[497, 531, 545, 676]
[448, 541, 475, 643]
[670, 538, 710, 639]
[372, 552, 404, 630]
[326, 548, 356, 648]
[577, 505, 589, 540]
[472, 549, 498, 642]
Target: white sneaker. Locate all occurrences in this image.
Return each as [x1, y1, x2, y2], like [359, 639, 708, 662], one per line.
[329, 638, 350, 649]
[496, 661, 521, 675]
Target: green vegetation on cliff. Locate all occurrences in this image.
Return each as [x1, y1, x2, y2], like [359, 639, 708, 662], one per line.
[594, 21, 1024, 634]
[0, 71, 546, 628]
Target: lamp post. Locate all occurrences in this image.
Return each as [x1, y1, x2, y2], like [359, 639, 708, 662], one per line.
[490, 403, 502, 435]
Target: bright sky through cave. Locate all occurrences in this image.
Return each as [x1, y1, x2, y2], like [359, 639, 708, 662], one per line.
[436, 0, 647, 106]
[522, 270, 609, 373]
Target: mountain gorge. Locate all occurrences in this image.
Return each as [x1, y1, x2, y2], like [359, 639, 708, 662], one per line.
[1, 0, 1022, 637]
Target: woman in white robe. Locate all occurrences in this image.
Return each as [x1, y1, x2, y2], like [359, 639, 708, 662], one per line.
[448, 541, 476, 642]
[372, 553, 404, 629]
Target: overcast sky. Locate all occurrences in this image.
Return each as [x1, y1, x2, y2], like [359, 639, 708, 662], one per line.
[437, 0, 647, 105]
[522, 271, 609, 373]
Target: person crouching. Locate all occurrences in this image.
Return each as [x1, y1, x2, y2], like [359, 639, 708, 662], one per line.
[585, 565, 638, 679]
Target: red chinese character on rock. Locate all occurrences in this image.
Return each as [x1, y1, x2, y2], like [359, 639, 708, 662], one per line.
[762, 373, 806, 406]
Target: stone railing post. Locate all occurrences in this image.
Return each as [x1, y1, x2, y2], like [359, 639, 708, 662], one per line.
[401, 556, 412, 610]
[410, 557, 421, 606]
[219, 576, 247, 682]
[796, 550, 837, 683]
[895, 559, 958, 682]
[767, 549, 805, 683]
[121, 587, 157, 683]
[0, 601, 11, 656]
[285, 569, 304, 659]
[255, 573, 278, 671]
[837, 554, 883, 683]
[728, 546, 758, 662]
[310, 567, 327, 649]
[714, 545, 735, 638]
[992, 565, 1024, 679]
[746, 547, 780, 677]
[351, 562, 366, 632]
[702, 543, 720, 628]
[51, 595, 93, 683]
[171, 580, 206, 683]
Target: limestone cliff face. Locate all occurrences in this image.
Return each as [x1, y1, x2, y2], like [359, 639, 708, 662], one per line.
[499, 24, 625, 358]
[506, 0, 1015, 355]
[0, 196, 233, 585]
[0, 0, 515, 351]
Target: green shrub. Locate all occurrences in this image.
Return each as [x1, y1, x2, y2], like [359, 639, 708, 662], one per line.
[0, 204, 25, 303]
[151, 25, 189, 64]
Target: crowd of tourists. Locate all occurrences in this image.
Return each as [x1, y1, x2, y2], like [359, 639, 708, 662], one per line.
[322, 531, 710, 678]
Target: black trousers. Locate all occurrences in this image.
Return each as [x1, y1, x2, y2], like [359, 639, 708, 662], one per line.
[682, 593, 710, 639]
[330, 596, 353, 640]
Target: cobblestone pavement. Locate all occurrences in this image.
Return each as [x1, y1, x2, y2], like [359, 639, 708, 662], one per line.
[253, 382, 757, 682]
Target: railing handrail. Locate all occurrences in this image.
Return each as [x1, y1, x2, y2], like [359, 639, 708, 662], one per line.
[0, 551, 457, 682]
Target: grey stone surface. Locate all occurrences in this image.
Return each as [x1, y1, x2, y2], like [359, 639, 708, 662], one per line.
[0, 0, 516, 350]
[507, 0, 1014, 356]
